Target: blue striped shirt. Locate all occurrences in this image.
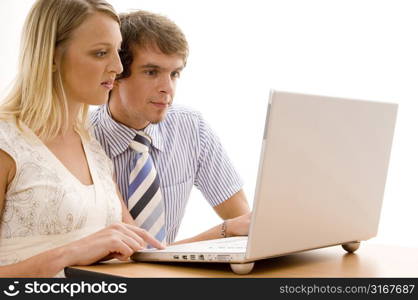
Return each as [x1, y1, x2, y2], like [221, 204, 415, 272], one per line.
[90, 104, 243, 243]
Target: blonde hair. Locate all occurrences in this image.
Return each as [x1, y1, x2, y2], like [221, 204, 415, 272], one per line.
[0, 0, 119, 140]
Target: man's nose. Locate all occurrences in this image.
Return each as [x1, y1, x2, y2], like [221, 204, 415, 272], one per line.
[158, 74, 175, 95]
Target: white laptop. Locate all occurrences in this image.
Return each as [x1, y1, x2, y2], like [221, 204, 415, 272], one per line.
[131, 90, 398, 274]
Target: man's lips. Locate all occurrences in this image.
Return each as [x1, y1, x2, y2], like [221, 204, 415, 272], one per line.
[151, 102, 170, 108]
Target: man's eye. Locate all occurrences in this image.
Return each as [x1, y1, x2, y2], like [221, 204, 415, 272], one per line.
[171, 71, 181, 78]
[145, 70, 157, 76]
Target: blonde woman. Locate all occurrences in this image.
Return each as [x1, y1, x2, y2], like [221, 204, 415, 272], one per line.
[0, 0, 163, 277]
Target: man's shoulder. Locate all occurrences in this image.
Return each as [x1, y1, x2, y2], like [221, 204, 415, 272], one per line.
[166, 105, 202, 118]
[163, 105, 203, 126]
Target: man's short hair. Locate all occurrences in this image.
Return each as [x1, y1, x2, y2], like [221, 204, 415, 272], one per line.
[118, 10, 189, 79]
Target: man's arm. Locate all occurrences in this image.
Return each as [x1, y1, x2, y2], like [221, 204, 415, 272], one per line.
[213, 189, 250, 220]
[170, 110, 252, 245]
[171, 189, 251, 245]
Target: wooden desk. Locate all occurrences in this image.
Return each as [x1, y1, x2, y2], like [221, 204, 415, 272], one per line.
[65, 244, 418, 278]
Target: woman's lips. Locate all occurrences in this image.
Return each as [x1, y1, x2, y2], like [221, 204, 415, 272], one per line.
[101, 81, 114, 90]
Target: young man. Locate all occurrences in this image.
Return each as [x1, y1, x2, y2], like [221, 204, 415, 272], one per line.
[91, 10, 250, 245]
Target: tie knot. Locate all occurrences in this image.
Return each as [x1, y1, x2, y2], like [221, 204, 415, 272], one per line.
[130, 132, 152, 153]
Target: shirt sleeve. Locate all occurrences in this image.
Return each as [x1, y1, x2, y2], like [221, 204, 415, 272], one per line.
[194, 113, 244, 207]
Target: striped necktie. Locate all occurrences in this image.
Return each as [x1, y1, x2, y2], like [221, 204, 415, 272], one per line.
[127, 131, 166, 244]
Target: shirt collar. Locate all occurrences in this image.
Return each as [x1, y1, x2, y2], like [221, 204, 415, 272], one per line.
[144, 122, 164, 153]
[98, 103, 165, 158]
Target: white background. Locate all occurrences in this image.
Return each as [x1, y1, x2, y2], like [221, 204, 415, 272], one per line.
[1, 0, 417, 247]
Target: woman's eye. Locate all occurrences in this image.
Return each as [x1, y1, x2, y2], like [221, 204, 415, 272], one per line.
[96, 51, 107, 57]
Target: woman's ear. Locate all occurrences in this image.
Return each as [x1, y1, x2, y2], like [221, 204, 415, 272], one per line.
[53, 45, 64, 73]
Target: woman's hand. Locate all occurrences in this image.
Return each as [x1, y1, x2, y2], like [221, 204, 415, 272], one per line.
[64, 222, 165, 266]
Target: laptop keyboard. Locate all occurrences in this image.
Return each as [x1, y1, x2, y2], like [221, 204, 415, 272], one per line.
[207, 237, 247, 250]
[146, 236, 248, 253]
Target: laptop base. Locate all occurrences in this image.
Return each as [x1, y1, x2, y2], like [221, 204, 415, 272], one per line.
[228, 241, 361, 275]
[230, 262, 255, 274]
[342, 241, 361, 253]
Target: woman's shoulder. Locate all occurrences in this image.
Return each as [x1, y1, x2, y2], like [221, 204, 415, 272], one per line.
[86, 130, 107, 155]
[0, 119, 21, 176]
[0, 118, 37, 160]
[0, 118, 20, 142]
[0, 117, 16, 128]
[85, 131, 114, 174]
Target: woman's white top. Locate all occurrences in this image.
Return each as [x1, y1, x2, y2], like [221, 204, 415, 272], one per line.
[0, 119, 122, 276]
